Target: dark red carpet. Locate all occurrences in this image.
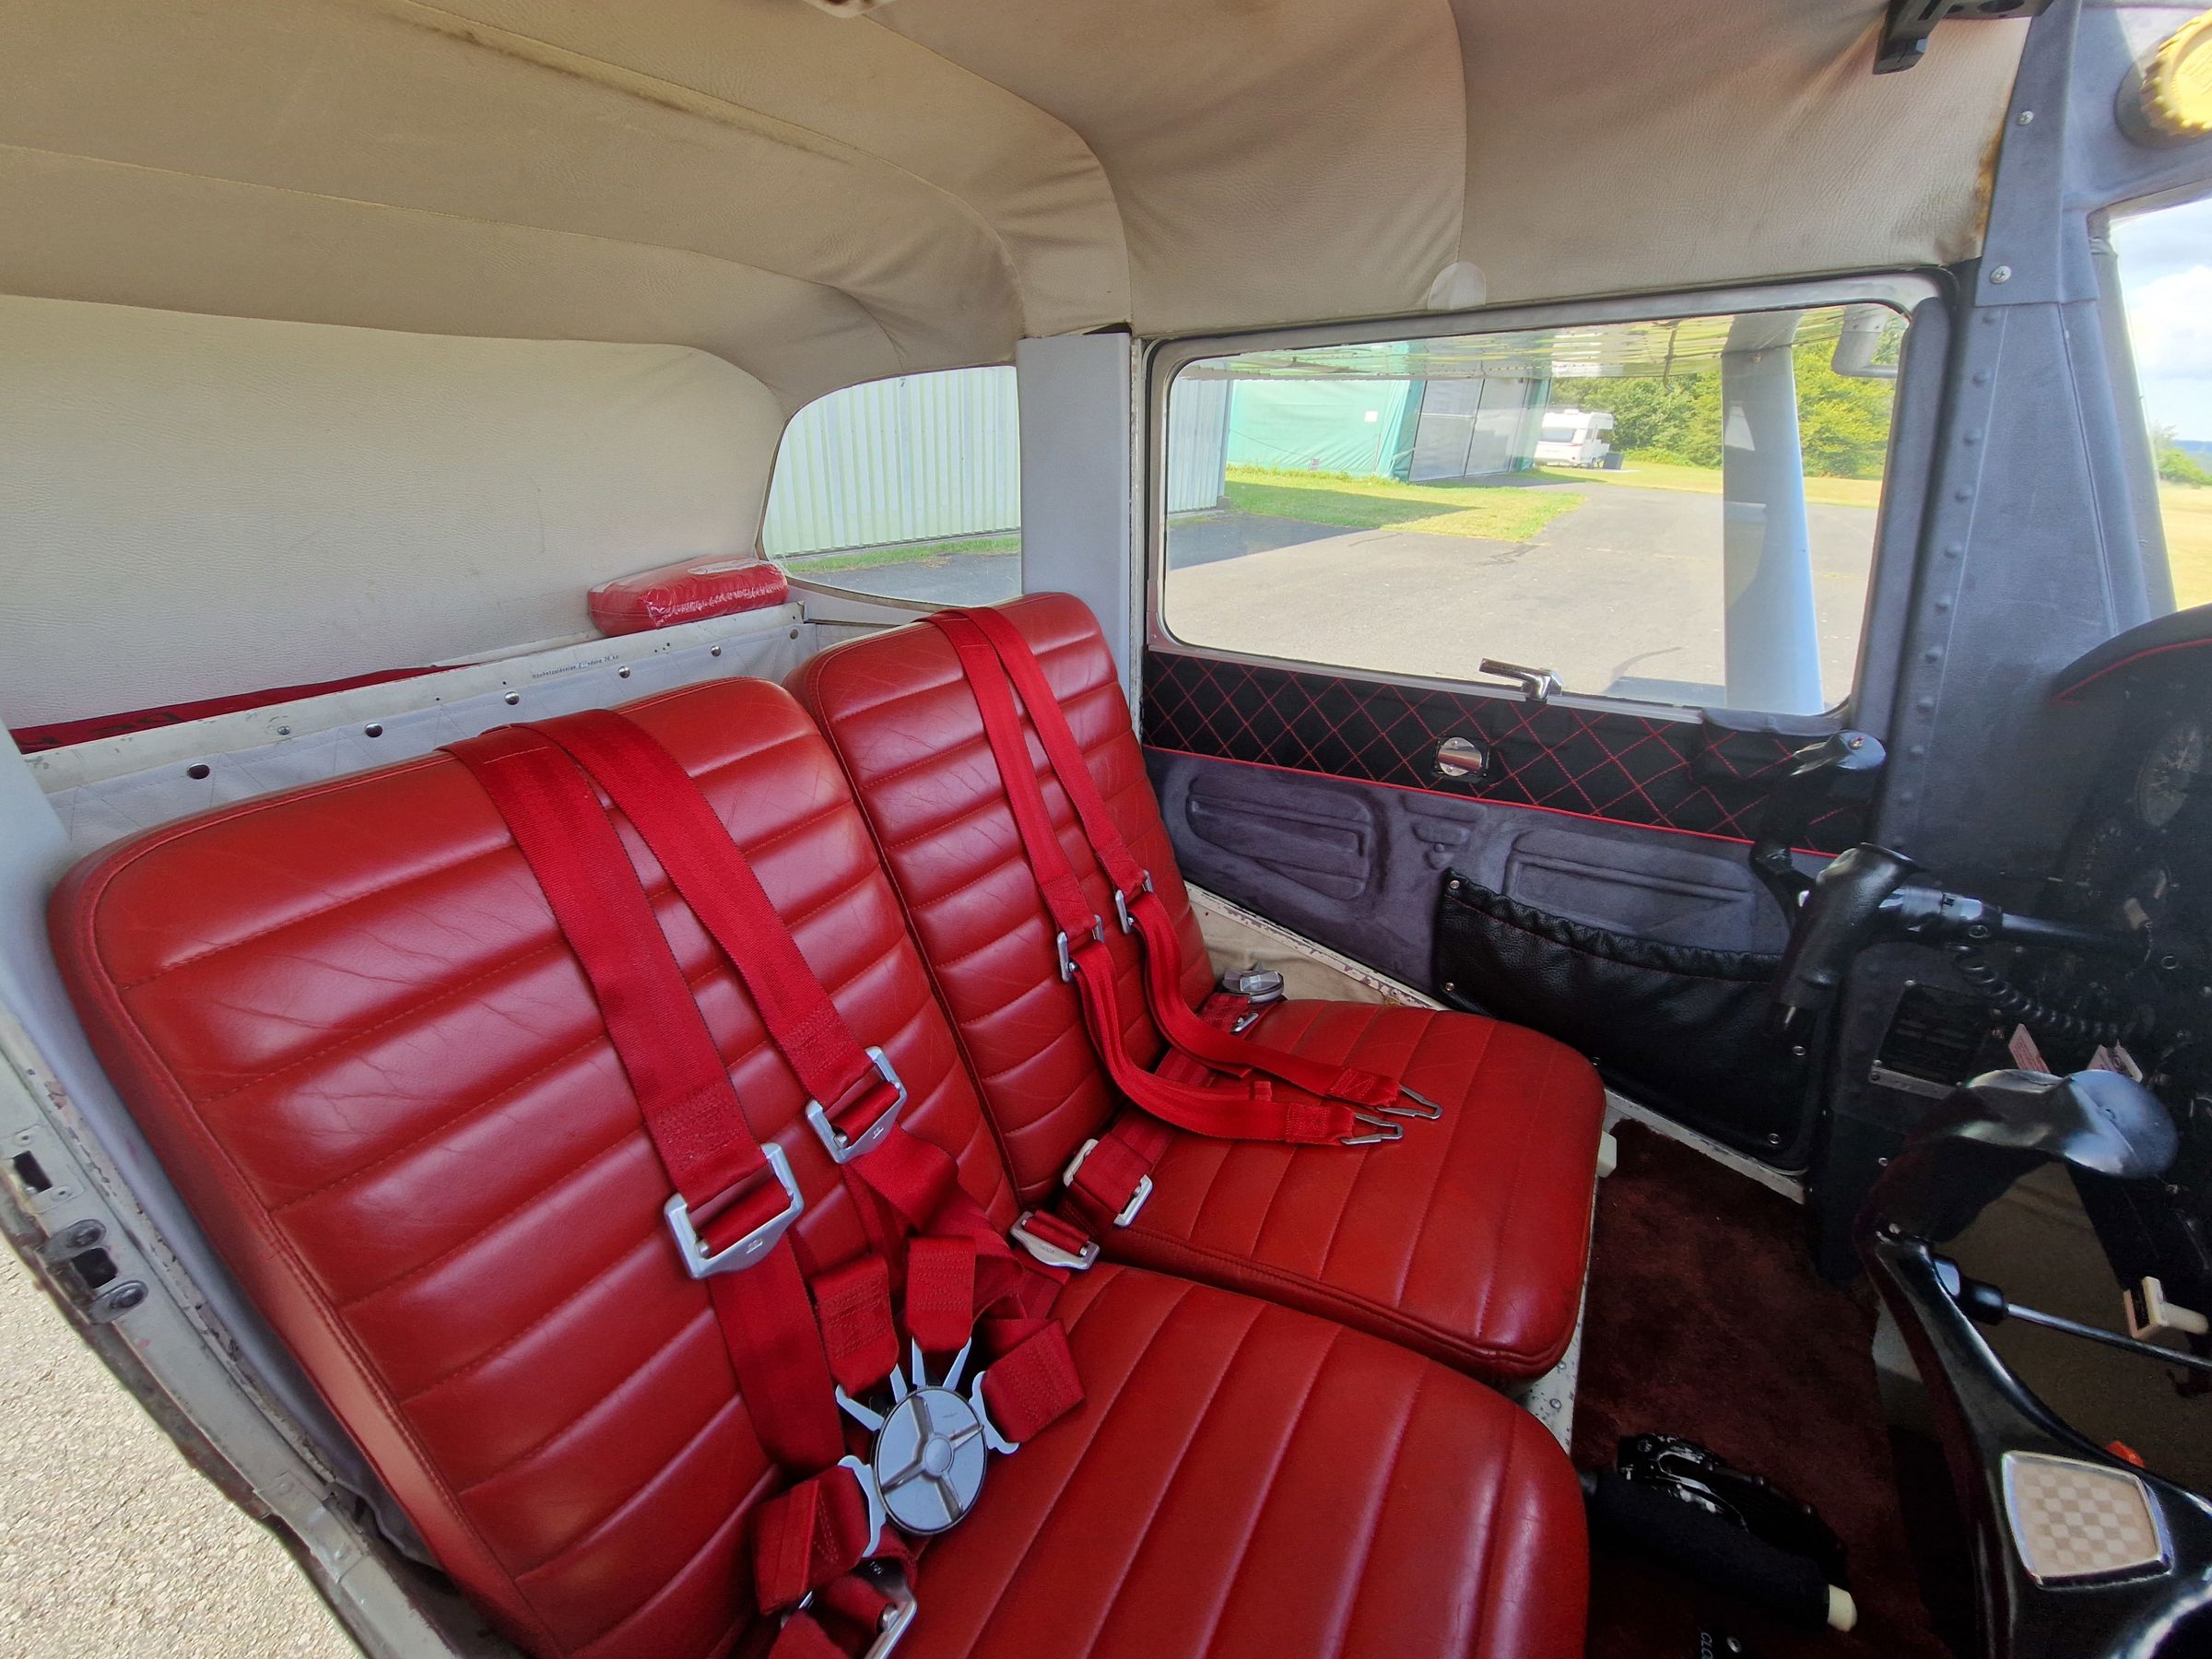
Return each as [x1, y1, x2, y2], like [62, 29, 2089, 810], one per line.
[1574, 1124, 1955, 1659]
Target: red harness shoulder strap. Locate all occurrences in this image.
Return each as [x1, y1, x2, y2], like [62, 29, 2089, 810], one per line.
[925, 611, 1378, 1147]
[446, 726, 843, 1474]
[950, 606, 1433, 1120]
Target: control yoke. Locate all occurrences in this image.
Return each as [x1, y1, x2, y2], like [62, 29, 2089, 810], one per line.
[1748, 732, 2147, 1032]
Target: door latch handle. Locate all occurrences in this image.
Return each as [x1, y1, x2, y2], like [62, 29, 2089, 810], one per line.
[1477, 659, 1560, 705]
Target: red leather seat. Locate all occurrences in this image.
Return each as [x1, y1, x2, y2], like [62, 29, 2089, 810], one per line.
[50, 676, 1586, 1658]
[909, 1263, 1585, 1659]
[792, 594, 1606, 1378]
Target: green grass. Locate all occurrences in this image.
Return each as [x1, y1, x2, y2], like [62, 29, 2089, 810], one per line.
[1532, 457, 1887, 509]
[2163, 483, 2212, 608]
[779, 532, 1018, 574]
[1223, 465, 1580, 542]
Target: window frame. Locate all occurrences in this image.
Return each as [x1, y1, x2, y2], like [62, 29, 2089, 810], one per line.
[757, 363, 1024, 610]
[1142, 272, 1947, 730]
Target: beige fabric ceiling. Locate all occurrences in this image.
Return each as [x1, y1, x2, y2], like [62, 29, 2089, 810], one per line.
[1, 0, 2025, 407]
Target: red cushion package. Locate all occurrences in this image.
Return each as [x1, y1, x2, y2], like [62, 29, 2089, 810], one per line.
[587, 556, 791, 636]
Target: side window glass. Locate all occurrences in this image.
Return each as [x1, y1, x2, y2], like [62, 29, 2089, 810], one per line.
[2112, 198, 2212, 608]
[1160, 303, 1906, 716]
[763, 366, 1020, 605]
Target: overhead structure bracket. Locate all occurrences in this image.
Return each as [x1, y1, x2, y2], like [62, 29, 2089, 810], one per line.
[1877, 0, 2053, 74]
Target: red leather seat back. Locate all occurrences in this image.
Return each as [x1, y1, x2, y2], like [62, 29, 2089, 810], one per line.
[792, 594, 1216, 1202]
[49, 680, 1017, 1659]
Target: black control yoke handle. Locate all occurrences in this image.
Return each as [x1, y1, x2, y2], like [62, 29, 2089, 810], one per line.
[1748, 730, 1887, 916]
[1771, 844, 1920, 1033]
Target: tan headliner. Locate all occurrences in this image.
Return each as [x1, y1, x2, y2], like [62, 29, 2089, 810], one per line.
[4, 0, 2025, 407]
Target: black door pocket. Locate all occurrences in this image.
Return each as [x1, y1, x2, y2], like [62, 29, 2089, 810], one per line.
[1435, 872, 1808, 1152]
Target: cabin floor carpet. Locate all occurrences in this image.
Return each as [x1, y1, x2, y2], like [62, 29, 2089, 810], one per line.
[1573, 1123, 1957, 1659]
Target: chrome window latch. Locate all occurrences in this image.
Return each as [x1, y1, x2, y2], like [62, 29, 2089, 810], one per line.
[1476, 659, 1560, 705]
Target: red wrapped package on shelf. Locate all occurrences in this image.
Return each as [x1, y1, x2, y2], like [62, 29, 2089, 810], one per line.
[587, 556, 791, 636]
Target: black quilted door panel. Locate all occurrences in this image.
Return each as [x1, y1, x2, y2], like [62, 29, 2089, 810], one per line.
[1141, 651, 1861, 1162]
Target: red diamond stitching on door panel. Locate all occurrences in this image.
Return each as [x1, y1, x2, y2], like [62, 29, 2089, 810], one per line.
[1140, 652, 1865, 853]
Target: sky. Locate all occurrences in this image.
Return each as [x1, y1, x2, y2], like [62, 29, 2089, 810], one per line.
[2113, 194, 2212, 444]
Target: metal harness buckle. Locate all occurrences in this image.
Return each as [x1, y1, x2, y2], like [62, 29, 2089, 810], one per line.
[1340, 1112, 1406, 1147]
[1054, 916, 1105, 982]
[1112, 871, 1154, 934]
[662, 1142, 803, 1277]
[1061, 1136, 1151, 1226]
[783, 1536, 918, 1658]
[805, 1046, 910, 1164]
[1380, 1086, 1443, 1121]
[834, 1342, 1022, 1544]
[1008, 1210, 1100, 1270]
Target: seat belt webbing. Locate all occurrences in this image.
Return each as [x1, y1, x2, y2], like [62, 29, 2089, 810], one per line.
[448, 726, 843, 1474]
[525, 710, 1069, 1349]
[926, 612, 1359, 1146]
[951, 606, 1414, 1115]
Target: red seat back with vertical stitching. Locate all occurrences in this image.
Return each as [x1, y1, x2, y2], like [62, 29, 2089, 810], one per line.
[792, 594, 1218, 1204]
[49, 679, 1016, 1659]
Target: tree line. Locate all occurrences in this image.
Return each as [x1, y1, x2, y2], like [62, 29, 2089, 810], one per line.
[1568, 340, 1899, 480]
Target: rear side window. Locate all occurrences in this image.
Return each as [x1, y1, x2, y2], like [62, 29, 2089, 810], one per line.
[763, 366, 1020, 605]
[1158, 301, 1908, 716]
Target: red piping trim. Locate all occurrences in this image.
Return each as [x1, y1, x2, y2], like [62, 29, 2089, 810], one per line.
[1140, 743, 1839, 857]
[2052, 636, 2212, 705]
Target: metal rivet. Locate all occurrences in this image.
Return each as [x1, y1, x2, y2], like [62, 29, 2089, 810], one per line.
[790, 628, 801, 641]
[1990, 265, 2012, 285]
[53, 1218, 103, 1252]
[1915, 696, 1936, 712]
[2017, 110, 2033, 125]
[363, 723, 382, 737]
[276, 725, 293, 736]
[186, 763, 211, 781]
[1924, 647, 1943, 662]
[711, 644, 723, 657]
[1765, 1132, 1783, 1146]
[1934, 595, 1952, 611]
[617, 666, 631, 679]
[89, 1280, 147, 1322]
[503, 692, 521, 706]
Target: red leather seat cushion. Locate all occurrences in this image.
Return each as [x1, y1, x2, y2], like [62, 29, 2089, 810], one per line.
[910, 1263, 1588, 1659]
[792, 594, 1605, 1377]
[1126, 1000, 1603, 1375]
[50, 672, 1591, 1657]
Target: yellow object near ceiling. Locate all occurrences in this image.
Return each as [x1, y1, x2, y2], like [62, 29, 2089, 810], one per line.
[2137, 7, 2212, 140]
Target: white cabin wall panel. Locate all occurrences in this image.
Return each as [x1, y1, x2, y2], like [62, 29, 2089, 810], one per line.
[0, 299, 781, 731]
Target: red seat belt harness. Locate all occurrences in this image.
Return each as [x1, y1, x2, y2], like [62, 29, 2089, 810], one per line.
[923, 610, 1440, 1241]
[449, 713, 1082, 1659]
